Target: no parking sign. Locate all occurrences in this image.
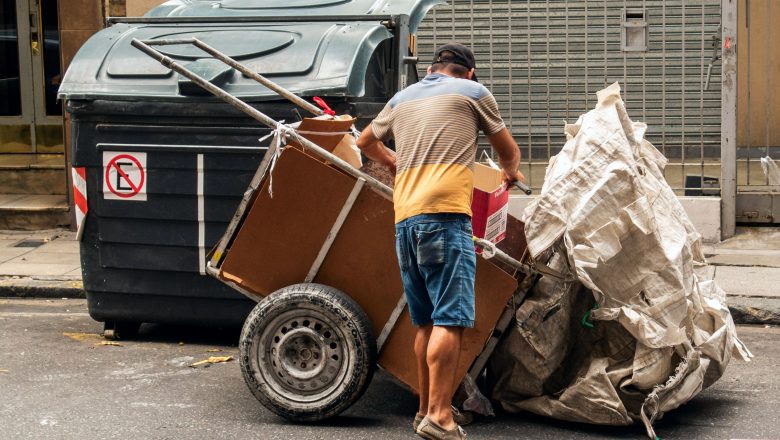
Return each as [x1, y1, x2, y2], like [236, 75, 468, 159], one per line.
[103, 152, 147, 201]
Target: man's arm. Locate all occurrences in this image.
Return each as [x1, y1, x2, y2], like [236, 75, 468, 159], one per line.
[487, 128, 524, 184]
[356, 123, 397, 174]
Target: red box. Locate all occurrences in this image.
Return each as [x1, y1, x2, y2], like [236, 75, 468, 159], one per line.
[471, 162, 510, 245]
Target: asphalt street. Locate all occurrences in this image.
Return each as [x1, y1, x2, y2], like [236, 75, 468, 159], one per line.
[1, 298, 778, 440]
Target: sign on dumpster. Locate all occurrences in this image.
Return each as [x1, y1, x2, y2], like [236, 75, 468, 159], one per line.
[102, 152, 147, 201]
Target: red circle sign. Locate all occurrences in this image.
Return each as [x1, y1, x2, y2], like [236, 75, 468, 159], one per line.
[105, 154, 145, 198]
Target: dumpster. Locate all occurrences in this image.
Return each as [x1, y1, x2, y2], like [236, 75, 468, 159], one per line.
[58, 2, 441, 338]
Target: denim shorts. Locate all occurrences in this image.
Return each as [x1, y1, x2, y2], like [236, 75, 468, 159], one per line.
[395, 213, 477, 328]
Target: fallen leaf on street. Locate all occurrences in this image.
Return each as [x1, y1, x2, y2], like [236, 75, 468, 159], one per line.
[190, 356, 234, 367]
[0, 369, 9, 373]
[97, 341, 123, 347]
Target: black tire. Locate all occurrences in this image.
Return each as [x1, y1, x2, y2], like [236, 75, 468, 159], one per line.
[239, 283, 376, 422]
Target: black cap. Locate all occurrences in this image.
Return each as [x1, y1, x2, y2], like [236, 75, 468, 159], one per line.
[432, 43, 478, 82]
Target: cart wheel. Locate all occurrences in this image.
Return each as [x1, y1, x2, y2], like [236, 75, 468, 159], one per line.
[103, 321, 141, 340]
[239, 283, 376, 422]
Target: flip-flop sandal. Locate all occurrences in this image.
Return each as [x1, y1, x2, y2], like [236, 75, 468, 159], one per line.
[416, 416, 467, 440]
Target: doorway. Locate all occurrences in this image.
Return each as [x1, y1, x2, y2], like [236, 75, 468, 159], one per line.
[735, 0, 779, 224]
[0, 0, 62, 154]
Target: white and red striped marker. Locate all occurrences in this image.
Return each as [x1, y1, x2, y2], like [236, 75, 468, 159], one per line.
[72, 167, 88, 240]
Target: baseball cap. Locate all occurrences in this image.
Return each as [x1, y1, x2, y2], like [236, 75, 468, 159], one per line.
[432, 43, 478, 82]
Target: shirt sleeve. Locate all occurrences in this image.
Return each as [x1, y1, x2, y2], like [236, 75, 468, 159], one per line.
[474, 92, 506, 135]
[370, 103, 394, 141]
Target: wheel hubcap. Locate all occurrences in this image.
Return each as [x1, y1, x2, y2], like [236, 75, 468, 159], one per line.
[277, 328, 326, 380]
[259, 310, 348, 399]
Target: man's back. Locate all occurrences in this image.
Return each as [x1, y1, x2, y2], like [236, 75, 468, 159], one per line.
[371, 72, 506, 223]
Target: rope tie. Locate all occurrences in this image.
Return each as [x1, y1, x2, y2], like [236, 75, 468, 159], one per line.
[258, 120, 293, 198]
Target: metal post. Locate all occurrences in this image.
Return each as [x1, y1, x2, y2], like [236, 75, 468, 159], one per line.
[721, 0, 738, 239]
[392, 14, 411, 92]
[190, 39, 324, 117]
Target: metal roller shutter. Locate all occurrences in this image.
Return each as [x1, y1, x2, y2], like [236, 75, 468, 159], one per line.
[416, 0, 722, 193]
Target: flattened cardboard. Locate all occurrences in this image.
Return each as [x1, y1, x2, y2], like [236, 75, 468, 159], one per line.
[219, 146, 518, 394]
[219, 148, 356, 297]
[494, 215, 529, 274]
[313, 187, 401, 339]
[378, 257, 518, 393]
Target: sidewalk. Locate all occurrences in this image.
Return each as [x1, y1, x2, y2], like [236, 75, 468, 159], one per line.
[0, 229, 83, 298]
[703, 227, 780, 325]
[0, 227, 778, 324]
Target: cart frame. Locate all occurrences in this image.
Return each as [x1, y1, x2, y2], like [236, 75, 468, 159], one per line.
[131, 34, 563, 415]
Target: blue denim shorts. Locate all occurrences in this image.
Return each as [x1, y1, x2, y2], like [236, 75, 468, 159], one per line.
[395, 213, 477, 328]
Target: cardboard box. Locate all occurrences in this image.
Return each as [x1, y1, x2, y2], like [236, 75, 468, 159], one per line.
[472, 162, 509, 245]
[289, 116, 362, 169]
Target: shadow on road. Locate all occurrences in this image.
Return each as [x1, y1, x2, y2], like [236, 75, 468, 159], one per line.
[133, 323, 242, 346]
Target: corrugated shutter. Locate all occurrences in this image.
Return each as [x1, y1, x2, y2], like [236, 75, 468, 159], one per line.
[416, 0, 722, 192]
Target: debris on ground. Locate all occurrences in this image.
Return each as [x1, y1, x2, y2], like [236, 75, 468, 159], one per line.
[97, 341, 123, 347]
[190, 356, 233, 368]
[206, 348, 222, 353]
[488, 83, 752, 440]
[0, 369, 9, 373]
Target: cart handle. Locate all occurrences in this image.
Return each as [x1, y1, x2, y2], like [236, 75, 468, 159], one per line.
[473, 237, 572, 281]
[131, 37, 393, 202]
[511, 180, 533, 195]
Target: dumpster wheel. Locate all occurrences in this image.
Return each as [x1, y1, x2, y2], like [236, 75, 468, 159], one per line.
[103, 321, 142, 341]
[239, 283, 376, 422]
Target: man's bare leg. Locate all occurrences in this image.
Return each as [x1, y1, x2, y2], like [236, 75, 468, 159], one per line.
[426, 325, 464, 430]
[414, 324, 433, 415]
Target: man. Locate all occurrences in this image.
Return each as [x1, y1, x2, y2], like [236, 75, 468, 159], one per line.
[356, 43, 523, 440]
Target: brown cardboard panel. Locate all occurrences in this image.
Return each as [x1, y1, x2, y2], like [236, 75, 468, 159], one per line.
[494, 215, 529, 273]
[378, 257, 518, 393]
[313, 187, 401, 338]
[219, 147, 356, 297]
[219, 143, 517, 393]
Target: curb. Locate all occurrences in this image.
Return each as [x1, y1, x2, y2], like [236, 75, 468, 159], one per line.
[0, 278, 85, 299]
[727, 296, 780, 326]
[0, 281, 777, 325]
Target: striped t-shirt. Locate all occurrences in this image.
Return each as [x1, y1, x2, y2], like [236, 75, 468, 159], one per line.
[371, 73, 506, 223]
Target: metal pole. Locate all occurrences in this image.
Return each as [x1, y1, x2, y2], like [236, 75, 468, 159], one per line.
[720, 0, 738, 239]
[190, 38, 324, 117]
[392, 14, 411, 92]
[137, 37, 323, 116]
[130, 38, 393, 201]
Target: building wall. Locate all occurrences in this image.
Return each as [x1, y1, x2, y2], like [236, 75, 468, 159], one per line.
[58, 0, 104, 214]
[417, 0, 723, 195]
[104, 0, 166, 17]
[125, 0, 166, 17]
[737, 0, 780, 149]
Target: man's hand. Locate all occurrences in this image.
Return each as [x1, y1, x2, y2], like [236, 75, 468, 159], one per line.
[356, 124, 396, 174]
[501, 169, 525, 186]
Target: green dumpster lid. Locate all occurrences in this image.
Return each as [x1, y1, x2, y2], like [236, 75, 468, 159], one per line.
[58, 21, 394, 102]
[147, 0, 443, 33]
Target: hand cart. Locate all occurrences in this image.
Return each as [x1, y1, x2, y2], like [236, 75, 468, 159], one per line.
[132, 37, 564, 422]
